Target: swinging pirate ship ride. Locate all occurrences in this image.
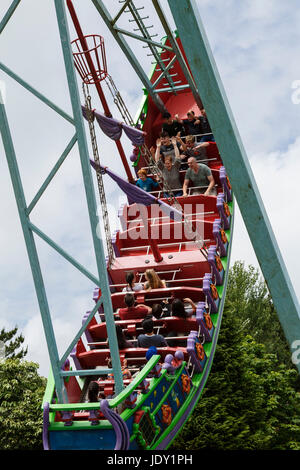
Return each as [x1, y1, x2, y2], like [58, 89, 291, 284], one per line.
[40, 0, 234, 450]
[3, 0, 300, 453]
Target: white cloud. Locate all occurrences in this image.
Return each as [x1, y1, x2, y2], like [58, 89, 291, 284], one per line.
[231, 137, 300, 300]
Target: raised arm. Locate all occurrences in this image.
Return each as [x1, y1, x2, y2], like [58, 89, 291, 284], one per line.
[155, 137, 162, 163]
[171, 136, 180, 159]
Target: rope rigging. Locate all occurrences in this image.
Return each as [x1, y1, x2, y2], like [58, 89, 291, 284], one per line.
[82, 82, 115, 267]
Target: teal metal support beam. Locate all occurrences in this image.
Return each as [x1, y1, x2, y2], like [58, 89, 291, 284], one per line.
[60, 369, 113, 377]
[112, 26, 173, 52]
[91, 0, 167, 114]
[28, 221, 101, 286]
[168, 0, 300, 371]
[27, 133, 77, 214]
[0, 62, 74, 125]
[59, 296, 103, 368]
[152, 0, 203, 110]
[0, 91, 68, 403]
[54, 0, 124, 395]
[0, 0, 21, 34]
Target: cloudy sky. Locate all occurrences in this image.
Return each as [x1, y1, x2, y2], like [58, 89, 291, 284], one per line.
[1, 0, 300, 376]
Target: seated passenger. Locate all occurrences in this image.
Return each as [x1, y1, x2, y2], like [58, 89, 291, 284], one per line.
[122, 271, 144, 292]
[107, 357, 132, 381]
[199, 108, 215, 142]
[183, 157, 217, 197]
[178, 110, 202, 138]
[137, 318, 167, 348]
[155, 132, 182, 162]
[136, 169, 159, 193]
[145, 345, 158, 360]
[155, 154, 183, 198]
[87, 381, 100, 402]
[178, 135, 209, 169]
[161, 111, 185, 137]
[118, 293, 152, 320]
[165, 298, 197, 347]
[115, 324, 134, 349]
[144, 269, 167, 291]
[151, 303, 170, 320]
[171, 298, 197, 318]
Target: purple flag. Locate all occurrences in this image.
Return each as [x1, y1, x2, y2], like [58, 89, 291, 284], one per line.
[90, 160, 183, 222]
[82, 106, 145, 146]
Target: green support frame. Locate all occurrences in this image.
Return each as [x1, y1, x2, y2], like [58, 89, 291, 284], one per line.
[1, 0, 300, 412]
[0, 0, 124, 401]
[167, 0, 300, 371]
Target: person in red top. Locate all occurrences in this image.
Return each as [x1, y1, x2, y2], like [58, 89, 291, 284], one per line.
[118, 293, 152, 321]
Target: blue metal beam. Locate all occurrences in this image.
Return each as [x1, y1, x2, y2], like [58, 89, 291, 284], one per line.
[167, 0, 300, 371]
[54, 0, 124, 395]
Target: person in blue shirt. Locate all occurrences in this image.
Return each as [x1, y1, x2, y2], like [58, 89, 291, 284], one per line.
[136, 168, 160, 193]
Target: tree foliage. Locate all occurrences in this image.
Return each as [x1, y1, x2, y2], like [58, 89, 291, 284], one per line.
[0, 359, 46, 450]
[0, 326, 46, 450]
[0, 326, 28, 360]
[171, 261, 300, 450]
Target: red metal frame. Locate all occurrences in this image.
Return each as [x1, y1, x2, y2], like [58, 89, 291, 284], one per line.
[66, 0, 134, 184]
[71, 34, 108, 84]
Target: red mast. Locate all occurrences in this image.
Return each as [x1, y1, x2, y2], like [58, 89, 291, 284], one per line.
[66, 0, 134, 183]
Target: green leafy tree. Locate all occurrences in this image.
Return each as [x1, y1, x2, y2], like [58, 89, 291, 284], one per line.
[227, 261, 292, 367]
[0, 326, 46, 450]
[0, 359, 46, 450]
[171, 262, 300, 450]
[0, 326, 28, 360]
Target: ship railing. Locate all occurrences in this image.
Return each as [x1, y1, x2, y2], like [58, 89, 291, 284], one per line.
[110, 276, 205, 292]
[180, 132, 214, 140]
[119, 238, 211, 255]
[127, 210, 215, 225]
[88, 337, 190, 348]
[147, 184, 218, 199]
[140, 157, 218, 171]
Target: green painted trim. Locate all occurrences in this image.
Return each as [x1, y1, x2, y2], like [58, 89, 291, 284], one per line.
[109, 355, 161, 408]
[42, 369, 55, 406]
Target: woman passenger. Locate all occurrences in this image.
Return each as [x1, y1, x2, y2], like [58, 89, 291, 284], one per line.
[115, 324, 134, 349]
[171, 297, 197, 318]
[143, 269, 167, 291]
[122, 271, 143, 292]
